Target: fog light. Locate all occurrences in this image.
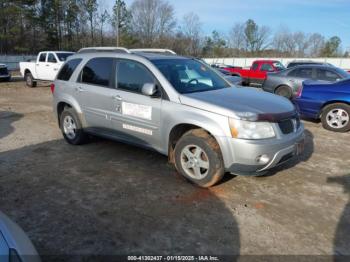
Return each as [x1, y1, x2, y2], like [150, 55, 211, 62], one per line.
[256, 154, 270, 164]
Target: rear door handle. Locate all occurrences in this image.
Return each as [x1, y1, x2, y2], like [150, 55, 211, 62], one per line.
[112, 95, 122, 101]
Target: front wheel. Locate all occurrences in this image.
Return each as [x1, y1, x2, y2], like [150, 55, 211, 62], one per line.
[174, 129, 224, 188]
[321, 103, 350, 132]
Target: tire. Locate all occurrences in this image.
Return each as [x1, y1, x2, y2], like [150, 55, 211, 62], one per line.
[59, 107, 88, 145]
[275, 85, 292, 99]
[321, 103, 350, 132]
[174, 129, 225, 188]
[25, 72, 37, 88]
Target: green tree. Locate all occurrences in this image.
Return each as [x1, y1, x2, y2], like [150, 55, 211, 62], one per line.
[83, 0, 98, 44]
[322, 36, 342, 57]
[111, 0, 131, 46]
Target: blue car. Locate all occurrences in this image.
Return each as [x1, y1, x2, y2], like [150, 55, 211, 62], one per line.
[294, 79, 350, 132]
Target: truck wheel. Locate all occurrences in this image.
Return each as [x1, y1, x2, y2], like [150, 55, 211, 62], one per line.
[25, 72, 37, 88]
[275, 85, 292, 99]
[60, 107, 88, 145]
[321, 103, 350, 132]
[174, 129, 224, 188]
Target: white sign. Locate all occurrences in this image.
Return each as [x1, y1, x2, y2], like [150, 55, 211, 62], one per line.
[122, 124, 153, 136]
[122, 102, 152, 120]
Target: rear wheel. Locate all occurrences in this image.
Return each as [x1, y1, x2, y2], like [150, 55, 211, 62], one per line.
[275, 85, 292, 99]
[321, 103, 350, 132]
[60, 107, 88, 145]
[174, 129, 224, 188]
[25, 72, 37, 88]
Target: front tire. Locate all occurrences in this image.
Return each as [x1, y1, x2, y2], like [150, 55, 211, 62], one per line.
[25, 72, 37, 88]
[275, 85, 292, 99]
[60, 107, 88, 145]
[321, 103, 350, 132]
[174, 129, 224, 188]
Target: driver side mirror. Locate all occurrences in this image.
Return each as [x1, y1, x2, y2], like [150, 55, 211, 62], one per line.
[142, 83, 158, 97]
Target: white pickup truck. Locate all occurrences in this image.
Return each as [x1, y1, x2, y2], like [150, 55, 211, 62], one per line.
[20, 51, 74, 87]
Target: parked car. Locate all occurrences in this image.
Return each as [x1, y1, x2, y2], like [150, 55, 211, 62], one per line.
[0, 211, 40, 262]
[223, 60, 286, 86]
[294, 79, 350, 132]
[287, 60, 334, 68]
[263, 65, 350, 99]
[53, 47, 304, 187]
[20, 51, 74, 87]
[0, 64, 11, 82]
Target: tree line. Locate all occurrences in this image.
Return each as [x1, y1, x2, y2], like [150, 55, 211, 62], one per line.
[0, 0, 347, 58]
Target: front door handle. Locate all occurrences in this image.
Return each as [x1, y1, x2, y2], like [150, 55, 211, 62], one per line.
[76, 87, 86, 92]
[112, 95, 122, 101]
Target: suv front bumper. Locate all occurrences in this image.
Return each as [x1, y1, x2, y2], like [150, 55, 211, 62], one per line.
[220, 125, 305, 176]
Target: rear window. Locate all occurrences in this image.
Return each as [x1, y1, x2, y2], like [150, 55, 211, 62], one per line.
[57, 53, 74, 62]
[80, 57, 114, 87]
[57, 59, 82, 81]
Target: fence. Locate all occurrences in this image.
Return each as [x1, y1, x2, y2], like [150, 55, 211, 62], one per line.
[203, 57, 350, 70]
[2, 55, 350, 71]
[0, 55, 36, 70]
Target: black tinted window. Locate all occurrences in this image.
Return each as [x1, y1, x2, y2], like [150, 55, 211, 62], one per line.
[291, 68, 313, 78]
[48, 53, 57, 63]
[316, 69, 340, 82]
[252, 63, 259, 70]
[81, 58, 114, 87]
[261, 63, 273, 72]
[39, 53, 46, 62]
[117, 60, 154, 93]
[57, 59, 82, 81]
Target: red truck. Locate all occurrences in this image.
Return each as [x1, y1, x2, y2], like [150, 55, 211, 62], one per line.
[224, 60, 286, 86]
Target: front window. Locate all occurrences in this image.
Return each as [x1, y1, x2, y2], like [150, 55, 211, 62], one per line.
[56, 53, 74, 62]
[273, 62, 286, 71]
[152, 59, 230, 94]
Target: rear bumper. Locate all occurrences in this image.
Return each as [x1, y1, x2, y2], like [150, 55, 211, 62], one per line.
[220, 124, 305, 176]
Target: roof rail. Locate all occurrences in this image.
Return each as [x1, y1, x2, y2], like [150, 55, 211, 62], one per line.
[130, 48, 176, 55]
[77, 47, 131, 54]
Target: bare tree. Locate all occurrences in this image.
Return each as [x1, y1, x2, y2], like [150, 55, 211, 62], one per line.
[181, 12, 202, 56]
[228, 22, 246, 55]
[293, 31, 309, 57]
[307, 33, 325, 57]
[130, 0, 176, 46]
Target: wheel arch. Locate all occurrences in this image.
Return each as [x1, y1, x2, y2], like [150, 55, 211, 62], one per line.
[167, 123, 223, 165]
[56, 98, 85, 127]
[319, 100, 350, 118]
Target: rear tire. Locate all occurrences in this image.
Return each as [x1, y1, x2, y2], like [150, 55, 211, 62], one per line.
[174, 129, 224, 188]
[321, 103, 350, 132]
[25, 72, 37, 88]
[275, 85, 292, 99]
[60, 107, 88, 145]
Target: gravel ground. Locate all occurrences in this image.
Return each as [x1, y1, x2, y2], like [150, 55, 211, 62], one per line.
[0, 80, 349, 261]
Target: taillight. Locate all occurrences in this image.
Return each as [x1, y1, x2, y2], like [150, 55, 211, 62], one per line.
[296, 85, 303, 98]
[50, 83, 55, 94]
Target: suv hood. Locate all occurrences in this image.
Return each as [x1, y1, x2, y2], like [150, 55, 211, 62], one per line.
[0, 64, 6, 68]
[180, 87, 296, 121]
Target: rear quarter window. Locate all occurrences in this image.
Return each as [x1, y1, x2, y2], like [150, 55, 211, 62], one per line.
[57, 59, 82, 81]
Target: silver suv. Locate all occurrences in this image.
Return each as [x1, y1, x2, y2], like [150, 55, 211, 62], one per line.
[52, 47, 305, 187]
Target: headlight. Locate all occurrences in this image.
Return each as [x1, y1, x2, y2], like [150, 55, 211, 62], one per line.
[229, 118, 275, 139]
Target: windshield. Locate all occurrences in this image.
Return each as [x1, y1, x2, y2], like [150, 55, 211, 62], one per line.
[56, 53, 74, 61]
[334, 67, 350, 79]
[273, 62, 286, 71]
[153, 59, 230, 94]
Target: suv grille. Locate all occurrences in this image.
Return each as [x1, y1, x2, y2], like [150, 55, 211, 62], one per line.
[278, 117, 300, 135]
[0, 67, 8, 75]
